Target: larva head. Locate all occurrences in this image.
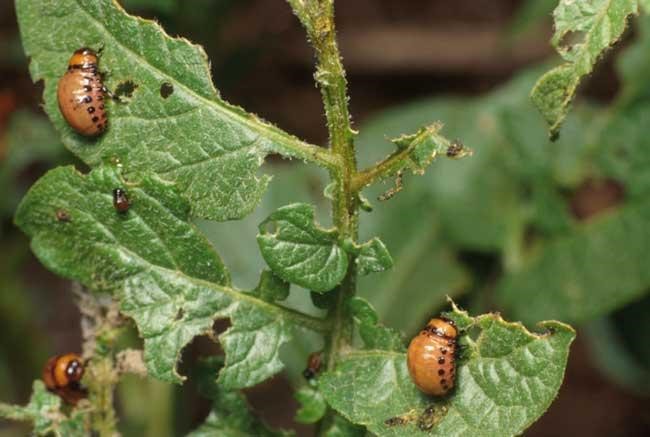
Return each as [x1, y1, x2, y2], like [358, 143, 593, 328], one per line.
[68, 48, 98, 68]
[424, 317, 457, 339]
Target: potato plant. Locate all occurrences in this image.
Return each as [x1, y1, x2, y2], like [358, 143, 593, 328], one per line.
[3, 0, 649, 435]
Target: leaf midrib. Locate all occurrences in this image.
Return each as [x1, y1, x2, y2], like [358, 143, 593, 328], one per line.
[71, 0, 339, 169]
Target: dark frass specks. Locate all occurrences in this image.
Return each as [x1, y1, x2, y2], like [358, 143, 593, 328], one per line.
[113, 188, 130, 213]
[42, 353, 87, 405]
[57, 48, 107, 136]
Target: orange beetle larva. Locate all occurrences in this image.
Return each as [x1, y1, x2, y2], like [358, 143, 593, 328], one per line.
[57, 47, 107, 136]
[407, 317, 458, 396]
[42, 353, 87, 405]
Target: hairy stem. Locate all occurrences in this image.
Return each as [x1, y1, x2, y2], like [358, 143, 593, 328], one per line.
[288, 1, 358, 433]
[289, 0, 358, 363]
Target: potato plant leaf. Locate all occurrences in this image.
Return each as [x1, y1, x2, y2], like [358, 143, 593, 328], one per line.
[319, 307, 575, 436]
[530, 0, 638, 137]
[0, 381, 86, 436]
[349, 297, 404, 352]
[14, 166, 324, 388]
[352, 238, 393, 276]
[188, 357, 293, 436]
[295, 386, 328, 424]
[257, 203, 348, 293]
[390, 123, 472, 175]
[15, 0, 335, 221]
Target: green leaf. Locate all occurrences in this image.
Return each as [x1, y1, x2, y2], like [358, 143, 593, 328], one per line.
[252, 270, 291, 302]
[390, 123, 472, 175]
[349, 297, 404, 352]
[15, 166, 325, 388]
[0, 110, 67, 217]
[189, 357, 293, 437]
[531, 0, 638, 137]
[354, 238, 393, 276]
[616, 14, 650, 108]
[0, 381, 87, 436]
[319, 414, 366, 437]
[319, 308, 575, 437]
[497, 199, 650, 325]
[294, 386, 327, 424]
[257, 203, 348, 293]
[15, 0, 335, 221]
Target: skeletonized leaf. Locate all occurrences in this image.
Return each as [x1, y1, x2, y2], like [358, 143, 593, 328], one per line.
[531, 0, 638, 137]
[15, 166, 324, 388]
[16, 0, 333, 221]
[319, 307, 575, 436]
[257, 203, 348, 293]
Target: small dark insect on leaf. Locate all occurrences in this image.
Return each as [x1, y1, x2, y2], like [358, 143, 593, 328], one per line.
[417, 405, 447, 431]
[160, 82, 174, 98]
[55, 209, 71, 222]
[384, 416, 408, 427]
[302, 351, 323, 380]
[112, 188, 130, 213]
[446, 140, 465, 158]
[384, 410, 417, 427]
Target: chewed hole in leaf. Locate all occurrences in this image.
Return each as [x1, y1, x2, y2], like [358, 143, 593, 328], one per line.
[259, 221, 278, 235]
[113, 80, 138, 100]
[557, 30, 585, 52]
[160, 82, 174, 99]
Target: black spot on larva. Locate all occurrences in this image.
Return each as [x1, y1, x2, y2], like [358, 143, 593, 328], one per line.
[441, 348, 448, 354]
[440, 379, 447, 385]
[114, 80, 138, 100]
[438, 369, 445, 375]
[87, 106, 95, 114]
[99, 104, 104, 110]
[92, 116, 99, 122]
[84, 85, 92, 92]
[82, 95, 92, 103]
[160, 82, 174, 98]
[438, 357, 445, 365]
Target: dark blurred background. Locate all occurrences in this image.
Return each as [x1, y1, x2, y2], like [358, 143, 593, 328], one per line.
[1, 0, 649, 436]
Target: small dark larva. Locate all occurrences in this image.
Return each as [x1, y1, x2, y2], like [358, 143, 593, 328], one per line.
[57, 48, 107, 136]
[113, 188, 130, 213]
[42, 353, 87, 405]
[302, 351, 323, 380]
[55, 209, 71, 222]
[407, 317, 458, 396]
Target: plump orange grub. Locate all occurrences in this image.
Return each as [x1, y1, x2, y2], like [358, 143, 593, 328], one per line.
[42, 353, 87, 405]
[407, 317, 458, 396]
[57, 47, 107, 136]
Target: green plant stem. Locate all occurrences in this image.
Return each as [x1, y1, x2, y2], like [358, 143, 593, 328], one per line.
[288, 0, 358, 364]
[287, 1, 358, 433]
[352, 147, 413, 192]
